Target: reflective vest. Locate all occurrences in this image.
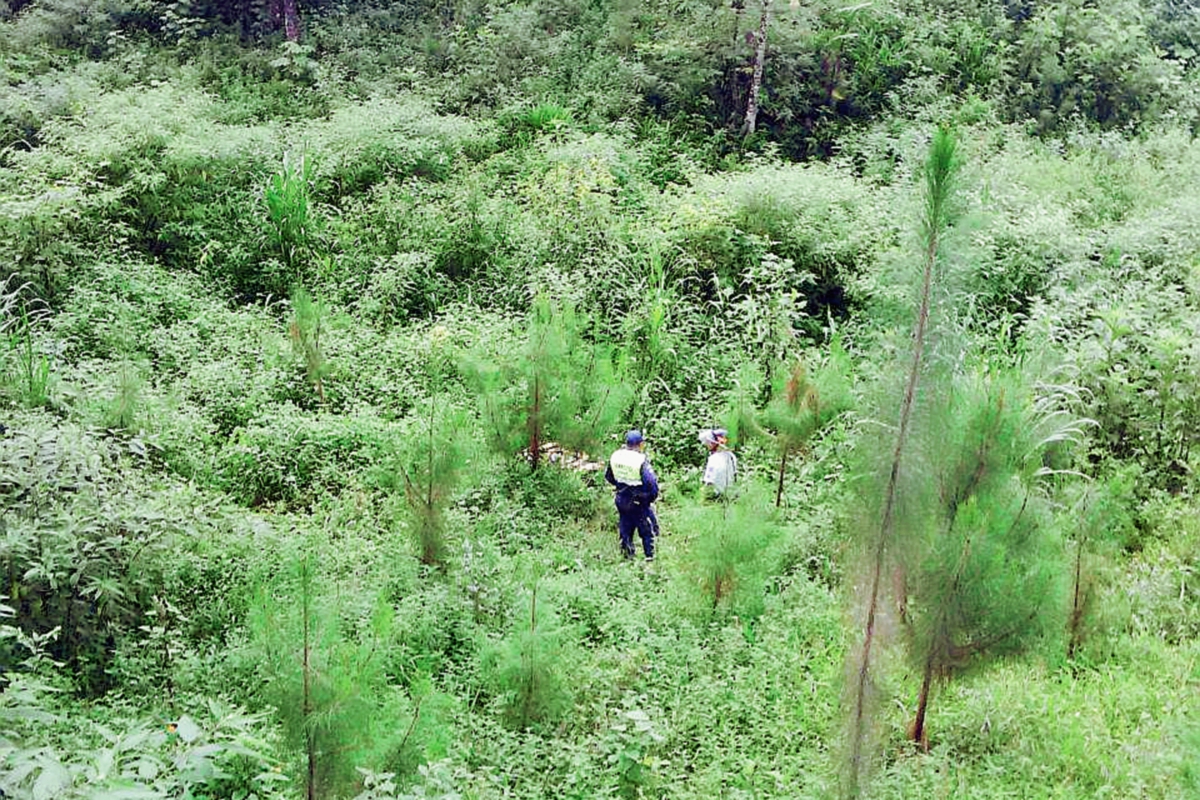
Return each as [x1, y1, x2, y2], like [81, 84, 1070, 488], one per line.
[609, 448, 646, 487]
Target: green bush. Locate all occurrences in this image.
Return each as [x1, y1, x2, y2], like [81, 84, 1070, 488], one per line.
[387, 581, 478, 686]
[305, 99, 477, 198]
[0, 690, 289, 800]
[1010, 0, 1191, 131]
[0, 419, 197, 694]
[0, 0, 131, 58]
[1125, 493, 1200, 644]
[661, 162, 893, 332]
[213, 408, 392, 509]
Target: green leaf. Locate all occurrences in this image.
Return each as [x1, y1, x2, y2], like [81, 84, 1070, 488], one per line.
[32, 760, 70, 800]
[90, 783, 163, 800]
[174, 714, 202, 743]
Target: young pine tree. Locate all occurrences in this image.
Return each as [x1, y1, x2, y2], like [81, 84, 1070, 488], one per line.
[1063, 471, 1135, 662]
[678, 487, 782, 622]
[730, 339, 852, 507]
[842, 126, 960, 798]
[904, 369, 1088, 746]
[841, 129, 1088, 796]
[380, 403, 472, 568]
[482, 580, 574, 730]
[468, 295, 629, 470]
[289, 286, 328, 404]
[252, 554, 420, 800]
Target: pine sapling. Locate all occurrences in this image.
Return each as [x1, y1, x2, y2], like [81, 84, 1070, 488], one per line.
[467, 295, 629, 470]
[1064, 473, 1133, 661]
[289, 286, 328, 404]
[253, 554, 417, 798]
[683, 489, 782, 621]
[843, 126, 960, 799]
[392, 403, 470, 568]
[759, 339, 851, 507]
[484, 579, 573, 730]
[905, 370, 1087, 746]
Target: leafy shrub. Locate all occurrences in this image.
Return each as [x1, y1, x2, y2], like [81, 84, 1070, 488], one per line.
[1010, 0, 1191, 131]
[0, 419, 189, 694]
[661, 162, 893, 334]
[213, 408, 392, 509]
[0, 64, 107, 150]
[0, 178, 92, 304]
[1124, 493, 1200, 644]
[604, 704, 667, 799]
[306, 99, 477, 198]
[500, 459, 601, 521]
[387, 581, 478, 685]
[432, 191, 509, 286]
[1063, 284, 1200, 490]
[0, 691, 289, 800]
[354, 252, 451, 325]
[0, 0, 132, 58]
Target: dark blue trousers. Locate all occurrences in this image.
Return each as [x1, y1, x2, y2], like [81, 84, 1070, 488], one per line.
[617, 505, 655, 559]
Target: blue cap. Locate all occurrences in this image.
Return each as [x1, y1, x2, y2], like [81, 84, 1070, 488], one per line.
[625, 430, 644, 445]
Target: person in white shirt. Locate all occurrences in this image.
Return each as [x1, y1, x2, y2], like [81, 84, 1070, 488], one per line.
[699, 428, 737, 499]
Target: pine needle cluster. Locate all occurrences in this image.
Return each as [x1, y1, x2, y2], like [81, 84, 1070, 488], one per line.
[251, 554, 422, 799]
[728, 338, 852, 507]
[467, 294, 629, 470]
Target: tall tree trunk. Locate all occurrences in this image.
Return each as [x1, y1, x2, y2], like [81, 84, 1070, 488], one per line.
[1067, 537, 1085, 660]
[529, 375, 542, 470]
[741, 0, 771, 138]
[301, 559, 316, 800]
[270, 0, 302, 41]
[283, 0, 301, 41]
[893, 564, 908, 625]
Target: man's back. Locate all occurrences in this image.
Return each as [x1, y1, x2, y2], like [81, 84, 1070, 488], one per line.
[608, 447, 647, 487]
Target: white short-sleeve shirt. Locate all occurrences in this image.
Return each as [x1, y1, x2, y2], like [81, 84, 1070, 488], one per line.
[703, 450, 737, 495]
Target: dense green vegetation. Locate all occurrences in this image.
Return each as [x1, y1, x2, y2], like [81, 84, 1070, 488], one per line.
[1, 1, 1199, 798]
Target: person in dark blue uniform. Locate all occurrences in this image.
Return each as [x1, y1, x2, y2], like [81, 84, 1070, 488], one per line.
[605, 430, 659, 559]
